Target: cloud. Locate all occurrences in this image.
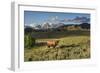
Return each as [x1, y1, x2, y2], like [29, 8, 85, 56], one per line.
[72, 16, 90, 23]
[24, 23, 37, 27]
[51, 16, 59, 21]
[59, 18, 72, 22]
[29, 23, 36, 27]
[59, 16, 90, 23]
[47, 16, 60, 24]
[48, 16, 90, 24]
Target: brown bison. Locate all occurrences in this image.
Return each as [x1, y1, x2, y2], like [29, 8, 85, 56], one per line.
[47, 40, 59, 48]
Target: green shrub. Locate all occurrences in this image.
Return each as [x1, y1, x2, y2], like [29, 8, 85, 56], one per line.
[24, 34, 36, 49]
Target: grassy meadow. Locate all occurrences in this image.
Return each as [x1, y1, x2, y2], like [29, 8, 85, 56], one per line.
[24, 30, 90, 61]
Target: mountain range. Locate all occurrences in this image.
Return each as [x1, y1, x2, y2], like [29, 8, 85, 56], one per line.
[25, 22, 90, 30]
[25, 22, 66, 29]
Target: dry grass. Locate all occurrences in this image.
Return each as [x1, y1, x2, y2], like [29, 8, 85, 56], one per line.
[24, 34, 90, 61]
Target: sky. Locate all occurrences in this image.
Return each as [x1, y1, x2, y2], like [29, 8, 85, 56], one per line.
[24, 11, 90, 26]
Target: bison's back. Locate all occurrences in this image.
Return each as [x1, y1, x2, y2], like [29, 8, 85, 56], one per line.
[47, 40, 59, 48]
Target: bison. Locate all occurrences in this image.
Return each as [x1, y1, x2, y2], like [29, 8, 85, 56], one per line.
[47, 40, 59, 48]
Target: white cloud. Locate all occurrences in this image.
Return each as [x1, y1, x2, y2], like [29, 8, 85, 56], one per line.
[51, 16, 58, 21]
[29, 23, 36, 27]
[24, 23, 37, 27]
[24, 24, 28, 26]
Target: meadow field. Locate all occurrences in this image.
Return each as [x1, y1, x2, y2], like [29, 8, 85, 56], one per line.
[24, 30, 90, 61]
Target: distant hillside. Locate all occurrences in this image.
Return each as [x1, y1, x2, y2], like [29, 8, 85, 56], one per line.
[79, 23, 90, 29]
[24, 23, 90, 33]
[58, 23, 90, 30]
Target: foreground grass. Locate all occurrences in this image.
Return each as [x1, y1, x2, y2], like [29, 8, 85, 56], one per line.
[24, 35, 90, 61]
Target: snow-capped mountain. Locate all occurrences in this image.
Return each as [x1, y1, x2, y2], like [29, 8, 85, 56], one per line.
[24, 22, 65, 29]
[41, 22, 51, 29]
[41, 22, 65, 29]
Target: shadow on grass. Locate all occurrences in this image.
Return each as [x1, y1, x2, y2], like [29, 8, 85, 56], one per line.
[32, 30, 90, 39]
[33, 41, 80, 49]
[59, 44, 80, 48]
[35, 42, 47, 47]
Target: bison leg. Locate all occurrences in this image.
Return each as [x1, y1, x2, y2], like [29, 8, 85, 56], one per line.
[47, 45, 50, 48]
[53, 45, 56, 48]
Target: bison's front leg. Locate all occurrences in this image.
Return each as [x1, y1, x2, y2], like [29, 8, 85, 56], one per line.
[47, 45, 50, 48]
[53, 45, 56, 48]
